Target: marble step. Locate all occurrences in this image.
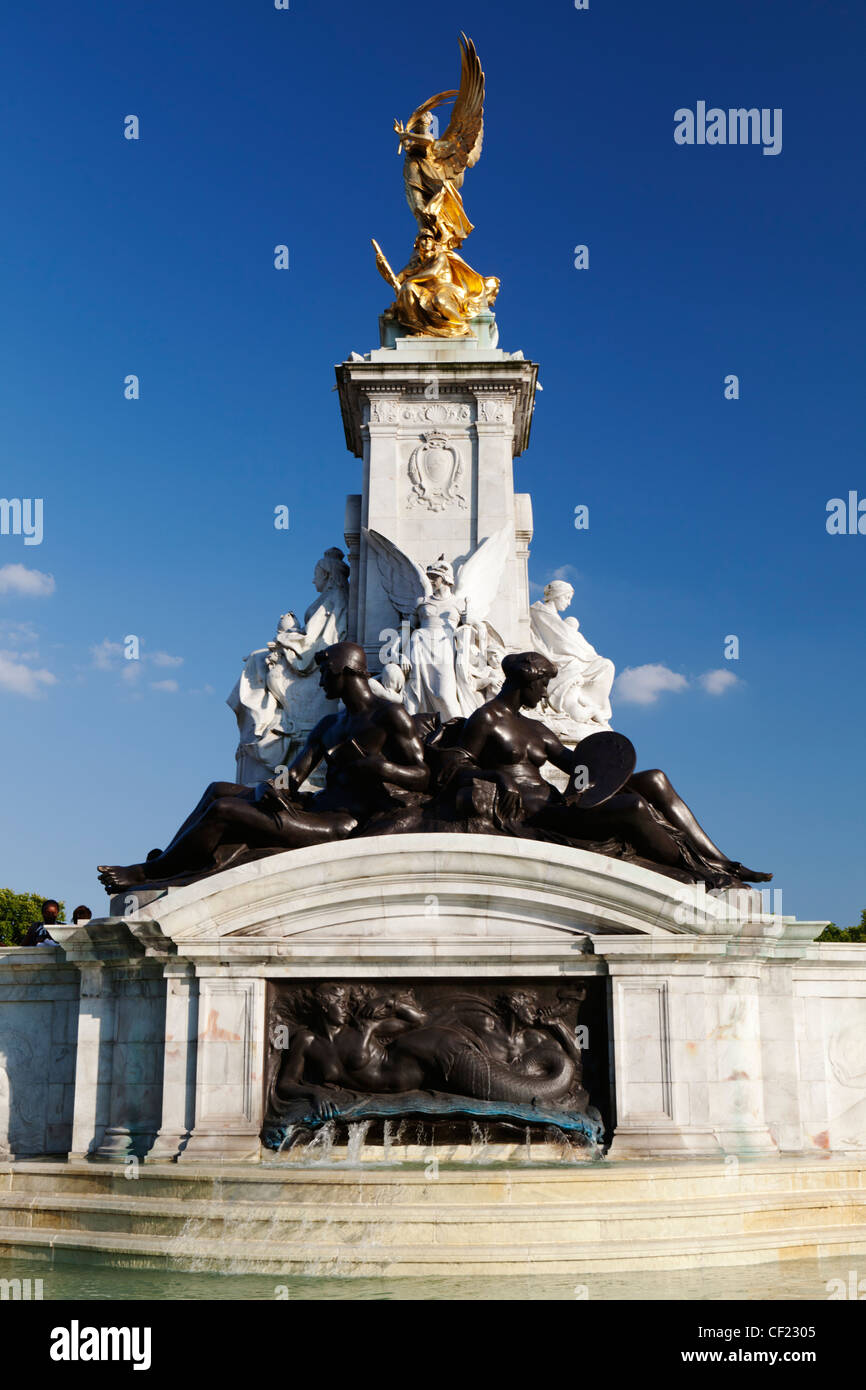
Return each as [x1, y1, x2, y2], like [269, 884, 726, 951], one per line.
[3, 1220, 866, 1275]
[2, 1188, 866, 1244]
[3, 1158, 866, 1207]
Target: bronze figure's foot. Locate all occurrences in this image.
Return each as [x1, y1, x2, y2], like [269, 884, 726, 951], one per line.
[97, 864, 147, 892]
[728, 864, 773, 883]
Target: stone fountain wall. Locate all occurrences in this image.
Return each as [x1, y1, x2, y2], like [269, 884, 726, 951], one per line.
[2, 837, 865, 1164]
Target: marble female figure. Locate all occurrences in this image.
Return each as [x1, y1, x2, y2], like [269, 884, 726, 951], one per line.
[529, 580, 615, 738]
[227, 547, 350, 783]
[364, 523, 512, 722]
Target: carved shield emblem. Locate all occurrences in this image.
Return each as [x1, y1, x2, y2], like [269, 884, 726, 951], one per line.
[408, 432, 467, 512]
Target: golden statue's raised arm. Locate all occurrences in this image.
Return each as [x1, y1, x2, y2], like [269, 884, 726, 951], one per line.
[376, 36, 500, 340]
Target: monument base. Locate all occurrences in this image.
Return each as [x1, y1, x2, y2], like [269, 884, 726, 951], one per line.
[1, 837, 862, 1176]
[3, 1156, 866, 1277]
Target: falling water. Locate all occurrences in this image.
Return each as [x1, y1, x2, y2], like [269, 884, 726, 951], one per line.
[302, 1120, 336, 1164]
[346, 1120, 372, 1164]
[470, 1121, 488, 1161]
[261, 1115, 602, 1168]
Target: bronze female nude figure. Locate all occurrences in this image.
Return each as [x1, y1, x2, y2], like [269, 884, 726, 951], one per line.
[447, 651, 771, 888]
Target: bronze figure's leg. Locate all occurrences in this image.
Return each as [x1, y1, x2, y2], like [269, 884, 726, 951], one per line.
[98, 793, 357, 892]
[628, 769, 771, 881]
[160, 781, 252, 855]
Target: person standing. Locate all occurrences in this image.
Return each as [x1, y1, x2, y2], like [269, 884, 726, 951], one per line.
[22, 898, 61, 946]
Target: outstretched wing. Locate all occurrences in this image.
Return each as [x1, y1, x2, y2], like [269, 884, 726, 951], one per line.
[404, 88, 459, 134]
[364, 528, 431, 619]
[431, 35, 485, 181]
[453, 522, 511, 621]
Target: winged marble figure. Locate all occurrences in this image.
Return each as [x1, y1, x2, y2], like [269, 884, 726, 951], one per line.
[365, 524, 511, 720]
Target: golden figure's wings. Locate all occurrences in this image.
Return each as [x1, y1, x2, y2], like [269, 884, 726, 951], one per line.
[431, 35, 485, 181]
[403, 88, 458, 134]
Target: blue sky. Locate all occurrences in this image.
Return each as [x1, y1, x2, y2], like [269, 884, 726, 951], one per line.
[0, 0, 863, 926]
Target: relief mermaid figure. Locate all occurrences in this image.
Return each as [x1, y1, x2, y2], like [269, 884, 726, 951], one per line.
[267, 981, 592, 1126]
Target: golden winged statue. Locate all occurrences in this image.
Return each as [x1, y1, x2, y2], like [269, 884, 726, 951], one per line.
[373, 35, 500, 339]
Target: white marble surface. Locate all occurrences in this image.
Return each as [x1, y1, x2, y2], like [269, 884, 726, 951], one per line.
[336, 348, 539, 663]
[1, 834, 862, 1164]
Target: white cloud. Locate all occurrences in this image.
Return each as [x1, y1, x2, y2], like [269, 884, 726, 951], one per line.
[549, 564, 582, 584]
[615, 663, 689, 706]
[90, 638, 125, 670]
[0, 564, 55, 597]
[0, 650, 57, 697]
[698, 668, 740, 696]
[0, 621, 39, 651]
[90, 639, 183, 690]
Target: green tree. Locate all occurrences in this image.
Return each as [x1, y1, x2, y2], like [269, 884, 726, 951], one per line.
[0, 890, 66, 946]
[817, 910, 866, 943]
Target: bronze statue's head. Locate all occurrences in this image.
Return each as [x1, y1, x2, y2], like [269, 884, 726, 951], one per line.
[315, 642, 369, 699]
[497, 989, 538, 1028]
[313, 982, 350, 1027]
[500, 651, 557, 708]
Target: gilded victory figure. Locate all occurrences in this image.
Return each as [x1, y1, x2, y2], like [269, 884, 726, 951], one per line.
[372, 34, 499, 338]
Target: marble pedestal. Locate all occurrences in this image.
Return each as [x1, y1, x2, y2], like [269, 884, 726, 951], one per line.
[336, 336, 538, 663]
[2, 838, 864, 1167]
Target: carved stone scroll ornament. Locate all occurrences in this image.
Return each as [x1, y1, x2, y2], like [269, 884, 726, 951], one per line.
[368, 400, 472, 426]
[477, 398, 507, 424]
[408, 432, 466, 511]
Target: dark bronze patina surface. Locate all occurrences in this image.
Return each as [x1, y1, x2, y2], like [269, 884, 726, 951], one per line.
[262, 979, 608, 1146]
[99, 644, 770, 894]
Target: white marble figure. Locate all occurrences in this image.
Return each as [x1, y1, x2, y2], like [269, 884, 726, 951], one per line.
[227, 548, 350, 784]
[528, 580, 615, 743]
[364, 524, 511, 720]
[368, 662, 407, 704]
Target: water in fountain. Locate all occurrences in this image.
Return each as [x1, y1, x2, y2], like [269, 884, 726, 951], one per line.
[345, 1119, 372, 1164]
[301, 1119, 337, 1164]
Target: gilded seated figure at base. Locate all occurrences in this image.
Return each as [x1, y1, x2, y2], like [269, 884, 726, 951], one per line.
[379, 228, 499, 339]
